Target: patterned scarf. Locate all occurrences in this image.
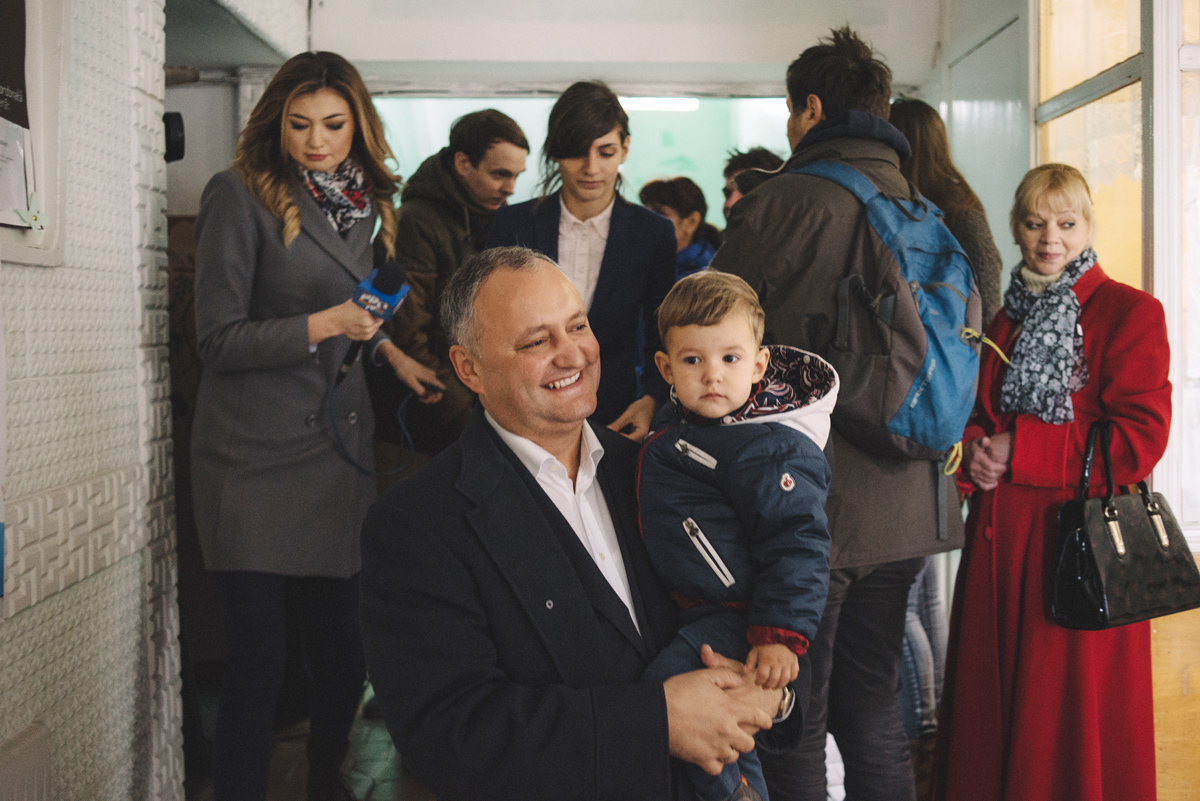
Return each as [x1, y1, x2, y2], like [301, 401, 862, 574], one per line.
[299, 157, 373, 236]
[998, 247, 1096, 424]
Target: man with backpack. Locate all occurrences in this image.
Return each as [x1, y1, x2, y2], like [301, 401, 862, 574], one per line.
[712, 27, 979, 801]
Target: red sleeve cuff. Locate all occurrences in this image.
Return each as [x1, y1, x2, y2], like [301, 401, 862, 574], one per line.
[747, 625, 810, 656]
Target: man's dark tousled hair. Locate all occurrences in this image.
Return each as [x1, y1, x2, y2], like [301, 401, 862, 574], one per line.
[440, 246, 553, 351]
[723, 147, 784, 180]
[448, 109, 530, 167]
[786, 26, 892, 121]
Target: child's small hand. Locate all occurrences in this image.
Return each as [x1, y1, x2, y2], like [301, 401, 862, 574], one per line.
[744, 643, 800, 690]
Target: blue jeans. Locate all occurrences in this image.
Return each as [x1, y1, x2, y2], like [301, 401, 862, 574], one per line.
[898, 556, 947, 740]
[758, 557, 924, 801]
[643, 609, 768, 801]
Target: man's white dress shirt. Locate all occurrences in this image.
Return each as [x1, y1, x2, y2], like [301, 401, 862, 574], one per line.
[486, 411, 639, 632]
[557, 196, 614, 311]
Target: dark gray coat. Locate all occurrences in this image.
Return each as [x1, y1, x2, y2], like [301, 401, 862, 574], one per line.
[191, 169, 380, 576]
[712, 134, 965, 569]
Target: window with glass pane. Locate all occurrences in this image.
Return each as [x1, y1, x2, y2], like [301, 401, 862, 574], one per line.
[1040, 0, 1140, 101]
[1180, 73, 1200, 525]
[1038, 81, 1142, 288]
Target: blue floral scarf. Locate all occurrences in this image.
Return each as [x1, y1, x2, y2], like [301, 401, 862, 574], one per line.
[999, 247, 1096, 424]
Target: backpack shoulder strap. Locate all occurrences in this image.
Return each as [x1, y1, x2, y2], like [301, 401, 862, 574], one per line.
[790, 160, 881, 205]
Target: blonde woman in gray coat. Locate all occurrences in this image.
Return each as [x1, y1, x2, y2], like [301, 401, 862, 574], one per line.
[192, 51, 441, 801]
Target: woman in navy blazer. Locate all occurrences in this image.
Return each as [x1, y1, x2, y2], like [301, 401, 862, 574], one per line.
[486, 81, 677, 437]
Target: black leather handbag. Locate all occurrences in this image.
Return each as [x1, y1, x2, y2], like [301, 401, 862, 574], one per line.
[1051, 421, 1200, 630]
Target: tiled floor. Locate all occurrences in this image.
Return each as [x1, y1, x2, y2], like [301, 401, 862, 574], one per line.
[194, 692, 844, 801]
[341, 710, 436, 801]
[191, 695, 436, 801]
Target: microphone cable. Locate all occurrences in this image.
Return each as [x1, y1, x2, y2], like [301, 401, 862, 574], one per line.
[326, 367, 422, 477]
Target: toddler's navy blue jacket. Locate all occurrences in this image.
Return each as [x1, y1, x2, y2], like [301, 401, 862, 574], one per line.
[637, 346, 838, 653]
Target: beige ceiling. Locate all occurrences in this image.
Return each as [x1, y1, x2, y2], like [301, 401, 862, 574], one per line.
[164, 0, 945, 97]
[312, 0, 943, 96]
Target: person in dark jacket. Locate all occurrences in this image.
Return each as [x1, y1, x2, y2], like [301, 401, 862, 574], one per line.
[377, 110, 529, 478]
[887, 97, 1004, 798]
[640, 177, 723, 279]
[639, 272, 838, 801]
[486, 81, 677, 438]
[711, 28, 966, 801]
[361, 247, 791, 801]
[723, 147, 785, 220]
[890, 99, 1003, 327]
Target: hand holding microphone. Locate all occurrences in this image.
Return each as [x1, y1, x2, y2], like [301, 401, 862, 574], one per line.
[336, 255, 410, 385]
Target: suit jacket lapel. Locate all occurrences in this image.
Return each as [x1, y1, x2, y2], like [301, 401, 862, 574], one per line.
[455, 412, 643, 683]
[588, 197, 633, 319]
[533, 193, 561, 262]
[295, 183, 374, 282]
[595, 427, 675, 658]
[486, 422, 651, 659]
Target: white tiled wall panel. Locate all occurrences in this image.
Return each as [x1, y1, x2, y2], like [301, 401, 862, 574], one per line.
[218, 0, 308, 57]
[0, 0, 182, 796]
[0, 556, 148, 801]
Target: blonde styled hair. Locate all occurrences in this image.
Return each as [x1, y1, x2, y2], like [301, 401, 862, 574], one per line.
[657, 271, 765, 347]
[234, 51, 399, 256]
[1009, 163, 1094, 243]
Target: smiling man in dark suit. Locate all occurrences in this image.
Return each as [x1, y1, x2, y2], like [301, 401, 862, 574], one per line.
[360, 246, 787, 800]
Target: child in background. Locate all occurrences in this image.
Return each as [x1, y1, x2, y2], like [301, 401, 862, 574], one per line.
[638, 271, 838, 801]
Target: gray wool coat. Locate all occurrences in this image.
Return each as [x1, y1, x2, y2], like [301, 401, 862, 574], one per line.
[191, 169, 381, 577]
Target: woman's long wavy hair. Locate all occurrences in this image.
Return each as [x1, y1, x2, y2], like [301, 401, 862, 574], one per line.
[889, 98, 983, 230]
[234, 51, 399, 256]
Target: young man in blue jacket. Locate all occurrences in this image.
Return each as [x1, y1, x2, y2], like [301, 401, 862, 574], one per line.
[639, 271, 838, 801]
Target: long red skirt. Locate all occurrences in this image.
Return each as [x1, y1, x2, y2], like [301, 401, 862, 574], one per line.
[934, 482, 1156, 801]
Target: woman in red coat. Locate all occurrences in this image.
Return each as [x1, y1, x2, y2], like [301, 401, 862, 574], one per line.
[934, 163, 1171, 801]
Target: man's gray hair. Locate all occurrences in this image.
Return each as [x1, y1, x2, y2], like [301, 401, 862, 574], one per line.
[440, 246, 556, 353]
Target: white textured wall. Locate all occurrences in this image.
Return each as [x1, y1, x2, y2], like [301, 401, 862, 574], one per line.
[165, 83, 237, 216]
[919, 0, 1029, 275]
[0, 0, 182, 797]
[217, 0, 307, 59]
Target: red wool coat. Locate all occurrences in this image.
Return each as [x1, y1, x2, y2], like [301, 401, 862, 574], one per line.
[935, 265, 1171, 801]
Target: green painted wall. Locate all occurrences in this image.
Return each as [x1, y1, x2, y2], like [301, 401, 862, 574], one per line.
[374, 97, 791, 228]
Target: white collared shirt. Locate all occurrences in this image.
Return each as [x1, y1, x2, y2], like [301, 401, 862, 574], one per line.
[485, 411, 639, 632]
[557, 196, 614, 310]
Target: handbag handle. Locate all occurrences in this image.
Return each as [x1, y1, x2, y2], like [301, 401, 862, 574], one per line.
[1078, 420, 1116, 502]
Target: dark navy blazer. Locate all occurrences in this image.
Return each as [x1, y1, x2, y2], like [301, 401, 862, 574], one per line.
[360, 409, 680, 799]
[486, 193, 677, 425]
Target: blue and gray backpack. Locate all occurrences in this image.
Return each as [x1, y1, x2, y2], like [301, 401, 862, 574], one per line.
[791, 160, 982, 462]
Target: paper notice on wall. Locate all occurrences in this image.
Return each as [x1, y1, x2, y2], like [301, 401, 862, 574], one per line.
[0, 278, 6, 596]
[0, 0, 29, 130]
[0, 119, 29, 228]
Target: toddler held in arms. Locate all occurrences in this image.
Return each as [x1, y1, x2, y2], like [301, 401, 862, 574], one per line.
[638, 271, 837, 801]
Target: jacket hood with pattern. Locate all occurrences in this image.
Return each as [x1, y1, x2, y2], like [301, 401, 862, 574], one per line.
[668, 345, 840, 450]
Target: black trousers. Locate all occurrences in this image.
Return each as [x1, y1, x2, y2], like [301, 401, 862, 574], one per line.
[211, 571, 366, 801]
[760, 557, 925, 801]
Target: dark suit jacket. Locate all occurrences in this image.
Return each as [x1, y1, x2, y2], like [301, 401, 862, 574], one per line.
[360, 408, 680, 800]
[486, 193, 676, 425]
